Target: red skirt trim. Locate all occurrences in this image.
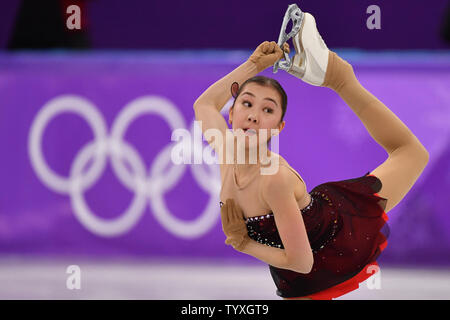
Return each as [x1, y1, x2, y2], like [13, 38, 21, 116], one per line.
[286, 178, 389, 300]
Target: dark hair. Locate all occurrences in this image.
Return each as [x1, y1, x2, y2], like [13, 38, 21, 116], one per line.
[230, 76, 287, 123]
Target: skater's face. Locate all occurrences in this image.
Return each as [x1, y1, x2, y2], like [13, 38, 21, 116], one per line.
[228, 82, 285, 146]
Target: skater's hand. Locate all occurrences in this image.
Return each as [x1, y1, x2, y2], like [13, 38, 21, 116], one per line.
[249, 41, 290, 73]
[220, 199, 250, 252]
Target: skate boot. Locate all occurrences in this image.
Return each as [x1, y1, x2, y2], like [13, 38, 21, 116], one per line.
[273, 4, 330, 86]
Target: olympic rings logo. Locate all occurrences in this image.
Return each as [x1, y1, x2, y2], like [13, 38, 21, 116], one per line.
[28, 95, 221, 239]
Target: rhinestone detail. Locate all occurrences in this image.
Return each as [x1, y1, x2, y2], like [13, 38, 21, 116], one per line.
[243, 193, 315, 224]
[246, 224, 282, 248]
[310, 191, 339, 254]
[221, 189, 339, 253]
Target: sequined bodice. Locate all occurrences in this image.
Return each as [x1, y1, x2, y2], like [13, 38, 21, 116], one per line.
[221, 171, 390, 298]
[219, 189, 341, 254]
[243, 190, 341, 254]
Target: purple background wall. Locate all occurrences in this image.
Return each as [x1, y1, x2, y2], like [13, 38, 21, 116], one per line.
[1, 0, 449, 50]
[0, 0, 449, 268]
[86, 0, 449, 50]
[0, 50, 449, 267]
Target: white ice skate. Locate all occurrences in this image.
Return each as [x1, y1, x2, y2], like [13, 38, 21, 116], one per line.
[273, 4, 330, 86]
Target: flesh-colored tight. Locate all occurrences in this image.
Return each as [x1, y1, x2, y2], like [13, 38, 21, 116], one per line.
[322, 51, 416, 155]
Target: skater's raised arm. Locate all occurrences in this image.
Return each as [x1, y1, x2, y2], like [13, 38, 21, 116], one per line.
[194, 41, 285, 110]
[193, 42, 286, 153]
[194, 60, 257, 114]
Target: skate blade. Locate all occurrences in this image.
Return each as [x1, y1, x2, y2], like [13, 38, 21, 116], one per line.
[273, 4, 305, 74]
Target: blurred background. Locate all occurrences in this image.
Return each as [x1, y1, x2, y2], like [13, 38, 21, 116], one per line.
[0, 0, 449, 299]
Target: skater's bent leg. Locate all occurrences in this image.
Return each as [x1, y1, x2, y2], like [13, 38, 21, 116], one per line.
[322, 51, 426, 156]
[322, 51, 429, 213]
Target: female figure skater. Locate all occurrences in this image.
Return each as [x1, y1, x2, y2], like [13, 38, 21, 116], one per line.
[193, 11, 429, 300]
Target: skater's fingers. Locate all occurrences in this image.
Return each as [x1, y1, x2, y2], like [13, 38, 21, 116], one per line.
[230, 199, 243, 221]
[256, 41, 266, 52]
[250, 40, 288, 72]
[283, 43, 290, 54]
[271, 46, 282, 60]
[274, 43, 283, 53]
[261, 41, 270, 54]
[228, 199, 239, 221]
[220, 204, 227, 225]
[268, 41, 276, 53]
[266, 44, 283, 60]
[220, 200, 230, 225]
[226, 199, 235, 222]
